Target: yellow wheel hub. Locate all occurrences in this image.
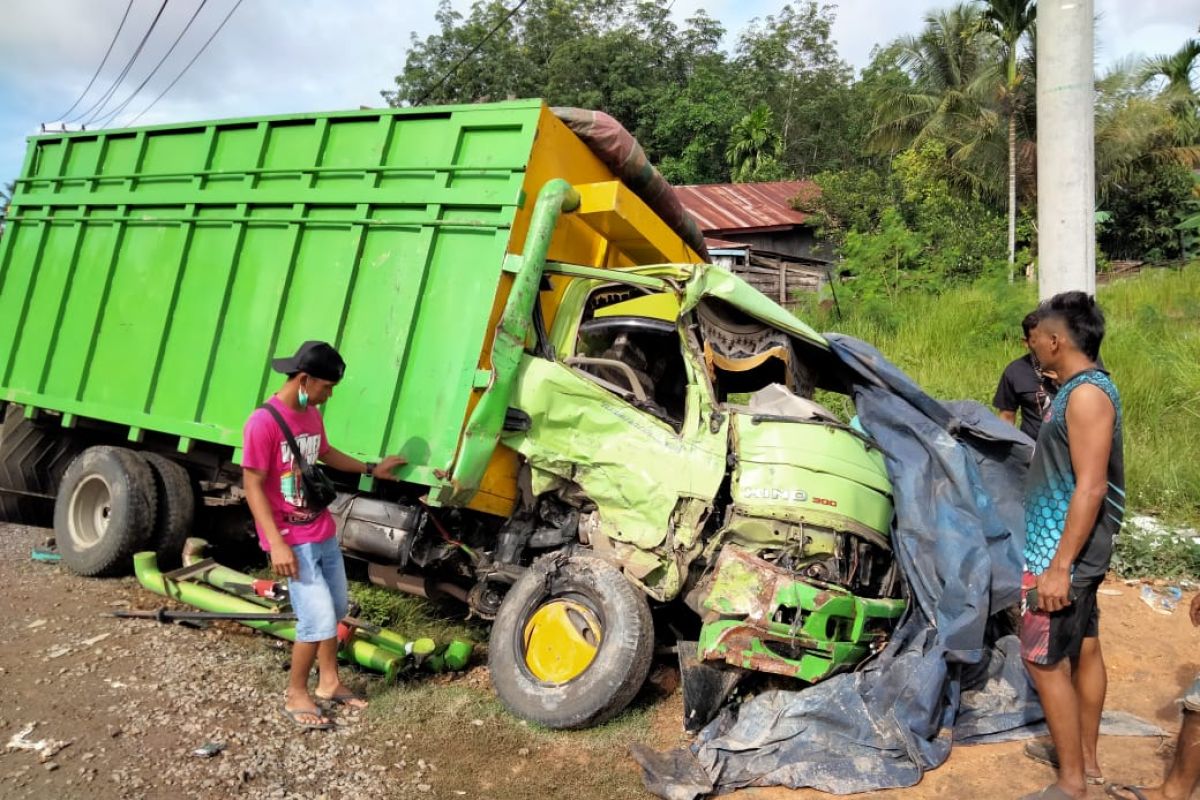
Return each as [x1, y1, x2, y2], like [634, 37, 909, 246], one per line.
[522, 599, 602, 684]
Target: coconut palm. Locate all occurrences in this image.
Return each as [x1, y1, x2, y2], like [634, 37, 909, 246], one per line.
[980, 0, 1036, 280]
[1138, 38, 1200, 112]
[1096, 61, 1200, 202]
[869, 4, 1007, 198]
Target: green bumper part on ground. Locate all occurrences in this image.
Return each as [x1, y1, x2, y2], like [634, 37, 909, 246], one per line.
[695, 547, 906, 682]
[133, 550, 471, 679]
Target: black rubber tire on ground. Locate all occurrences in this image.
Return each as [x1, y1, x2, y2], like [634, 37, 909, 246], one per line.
[140, 453, 196, 569]
[0, 407, 83, 527]
[488, 552, 655, 730]
[55, 446, 158, 577]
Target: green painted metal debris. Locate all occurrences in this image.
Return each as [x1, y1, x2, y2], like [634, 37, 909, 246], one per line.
[133, 548, 472, 679]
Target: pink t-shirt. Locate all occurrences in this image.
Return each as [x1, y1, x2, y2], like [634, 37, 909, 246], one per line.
[241, 396, 336, 551]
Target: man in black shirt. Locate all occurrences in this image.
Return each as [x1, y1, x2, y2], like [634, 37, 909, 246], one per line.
[995, 311, 1058, 440]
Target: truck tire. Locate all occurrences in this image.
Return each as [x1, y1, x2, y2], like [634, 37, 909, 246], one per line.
[488, 552, 654, 729]
[140, 453, 195, 569]
[0, 408, 82, 527]
[55, 447, 157, 577]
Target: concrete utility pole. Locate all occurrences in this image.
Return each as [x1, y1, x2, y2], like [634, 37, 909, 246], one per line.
[1036, 0, 1096, 299]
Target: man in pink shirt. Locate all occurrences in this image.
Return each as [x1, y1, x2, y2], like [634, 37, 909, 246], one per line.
[242, 341, 405, 729]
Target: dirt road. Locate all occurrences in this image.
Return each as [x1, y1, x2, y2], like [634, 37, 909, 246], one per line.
[0, 521, 1195, 800]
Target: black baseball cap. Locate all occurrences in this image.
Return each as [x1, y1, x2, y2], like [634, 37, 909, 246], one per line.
[271, 340, 346, 382]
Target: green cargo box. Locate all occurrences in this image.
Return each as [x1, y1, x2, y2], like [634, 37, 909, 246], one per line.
[0, 100, 699, 516]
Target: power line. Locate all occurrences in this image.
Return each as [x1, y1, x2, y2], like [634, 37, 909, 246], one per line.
[125, 0, 244, 127]
[415, 0, 530, 106]
[69, 0, 170, 126]
[53, 0, 136, 122]
[92, 0, 211, 129]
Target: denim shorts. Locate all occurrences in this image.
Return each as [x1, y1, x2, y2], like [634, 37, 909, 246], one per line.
[1183, 675, 1200, 713]
[287, 536, 349, 642]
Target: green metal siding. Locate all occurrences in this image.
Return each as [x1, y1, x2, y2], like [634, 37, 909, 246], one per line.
[0, 101, 545, 483]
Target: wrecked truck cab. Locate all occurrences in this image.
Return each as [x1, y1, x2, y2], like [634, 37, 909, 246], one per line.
[493, 262, 906, 729]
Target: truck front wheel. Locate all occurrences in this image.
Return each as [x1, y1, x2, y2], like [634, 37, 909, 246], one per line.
[488, 552, 654, 729]
[55, 447, 157, 577]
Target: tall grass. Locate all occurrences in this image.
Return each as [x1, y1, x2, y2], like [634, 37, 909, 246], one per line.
[801, 264, 1200, 528]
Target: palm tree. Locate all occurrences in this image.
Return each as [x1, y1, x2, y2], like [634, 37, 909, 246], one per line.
[727, 104, 784, 183]
[980, 0, 1036, 281]
[1096, 61, 1200, 202]
[869, 4, 1006, 198]
[1137, 38, 1200, 112]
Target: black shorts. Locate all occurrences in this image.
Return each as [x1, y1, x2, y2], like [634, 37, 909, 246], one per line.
[1019, 572, 1101, 665]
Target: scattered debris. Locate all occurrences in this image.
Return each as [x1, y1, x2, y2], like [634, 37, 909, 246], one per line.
[30, 539, 60, 564]
[191, 742, 225, 758]
[1140, 584, 1182, 615]
[1127, 515, 1200, 544]
[5, 723, 71, 761]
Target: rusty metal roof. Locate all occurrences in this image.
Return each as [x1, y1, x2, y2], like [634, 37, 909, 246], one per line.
[675, 181, 819, 234]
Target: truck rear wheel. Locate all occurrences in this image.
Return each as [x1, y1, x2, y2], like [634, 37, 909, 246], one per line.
[56, 446, 157, 577]
[0, 407, 82, 527]
[488, 552, 654, 729]
[140, 453, 195, 569]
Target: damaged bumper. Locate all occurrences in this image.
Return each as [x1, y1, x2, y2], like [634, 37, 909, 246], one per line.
[693, 547, 906, 682]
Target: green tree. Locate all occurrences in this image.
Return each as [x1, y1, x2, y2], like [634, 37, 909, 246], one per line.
[727, 105, 787, 182]
[383, 0, 752, 182]
[1095, 61, 1200, 260]
[1096, 61, 1200, 198]
[647, 14, 746, 184]
[869, 3, 1007, 199]
[734, 2, 860, 176]
[979, 0, 1036, 280]
[1097, 161, 1194, 261]
[1138, 38, 1200, 113]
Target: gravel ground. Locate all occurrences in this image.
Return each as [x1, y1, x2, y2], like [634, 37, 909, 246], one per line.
[0, 522, 434, 800]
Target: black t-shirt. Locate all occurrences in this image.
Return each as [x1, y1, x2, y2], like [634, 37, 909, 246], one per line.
[994, 354, 1057, 440]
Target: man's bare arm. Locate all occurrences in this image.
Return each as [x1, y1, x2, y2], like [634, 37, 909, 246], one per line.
[244, 467, 297, 578]
[1036, 384, 1114, 611]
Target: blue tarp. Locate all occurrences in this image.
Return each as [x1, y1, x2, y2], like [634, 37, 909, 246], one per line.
[633, 335, 1043, 798]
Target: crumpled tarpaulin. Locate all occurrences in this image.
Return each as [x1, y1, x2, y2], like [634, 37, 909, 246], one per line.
[551, 107, 709, 261]
[633, 334, 1132, 798]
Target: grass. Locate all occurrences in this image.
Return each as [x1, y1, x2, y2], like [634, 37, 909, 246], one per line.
[360, 666, 677, 800]
[348, 580, 484, 646]
[800, 263, 1200, 576]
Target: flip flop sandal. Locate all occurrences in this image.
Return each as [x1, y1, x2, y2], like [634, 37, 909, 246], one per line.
[282, 705, 334, 730]
[316, 690, 368, 708]
[1105, 785, 1150, 800]
[1024, 740, 1105, 784]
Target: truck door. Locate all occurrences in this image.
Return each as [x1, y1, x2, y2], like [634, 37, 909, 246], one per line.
[500, 280, 726, 600]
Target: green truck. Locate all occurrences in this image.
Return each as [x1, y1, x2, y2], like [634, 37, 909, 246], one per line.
[0, 100, 904, 730]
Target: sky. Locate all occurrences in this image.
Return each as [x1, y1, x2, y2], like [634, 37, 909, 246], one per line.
[0, 0, 1196, 185]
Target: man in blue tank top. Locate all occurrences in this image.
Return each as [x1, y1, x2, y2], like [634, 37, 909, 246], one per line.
[1018, 292, 1124, 800]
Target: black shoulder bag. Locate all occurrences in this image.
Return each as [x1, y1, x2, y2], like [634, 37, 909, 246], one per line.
[260, 403, 339, 513]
